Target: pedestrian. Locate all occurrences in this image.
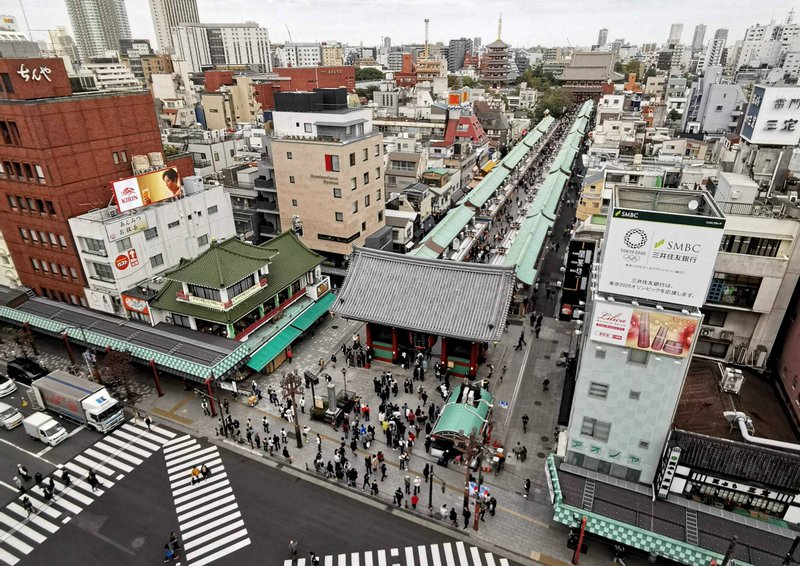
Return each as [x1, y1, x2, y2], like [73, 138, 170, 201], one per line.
[169, 532, 181, 552]
[371, 480, 379, 496]
[223, 399, 230, 413]
[413, 475, 421, 495]
[309, 552, 320, 566]
[423, 463, 430, 483]
[61, 468, 71, 486]
[515, 331, 527, 351]
[380, 462, 387, 481]
[449, 507, 458, 527]
[289, 539, 298, 557]
[523, 478, 531, 498]
[404, 474, 411, 494]
[462, 506, 471, 529]
[520, 445, 528, 462]
[521, 413, 529, 433]
[144, 415, 152, 431]
[48, 476, 55, 495]
[13, 476, 24, 493]
[133, 411, 141, 424]
[411, 494, 419, 509]
[17, 464, 30, 482]
[534, 325, 541, 339]
[394, 487, 403, 506]
[34, 472, 43, 486]
[300, 395, 305, 414]
[281, 428, 287, 444]
[303, 425, 310, 443]
[283, 446, 292, 463]
[489, 496, 497, 516]
[22, 495, 34, 516]
[542, 379, 550, 392]
[286, 346, 293, 364]
[201, 399, 209, 416]
[262, 416, 269, 433]
[440, 503, 448, 520]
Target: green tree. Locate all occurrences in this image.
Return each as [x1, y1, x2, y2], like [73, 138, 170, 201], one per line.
[447, 75, 461, 89]
[461, 76, 478, 88]
[355, 67, 385, 81]
[355, 85, 380, 101]
[530, 88, 575, 124]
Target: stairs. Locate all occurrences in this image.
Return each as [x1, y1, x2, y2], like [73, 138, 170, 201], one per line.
[581, 479, 596, 512]
[685, 509, 699, 546]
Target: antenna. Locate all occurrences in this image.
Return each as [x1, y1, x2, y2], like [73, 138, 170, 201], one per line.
[497, 13, 502, 40]
[423, 18, 430, 60]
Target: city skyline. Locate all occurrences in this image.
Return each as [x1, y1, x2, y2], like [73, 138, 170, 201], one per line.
[6, 0, 799, 49]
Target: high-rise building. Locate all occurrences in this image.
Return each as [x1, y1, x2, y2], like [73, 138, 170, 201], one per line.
[473, 37, 481, 52]
[65, 0, 131, 61]
[119, 38, 153, 84]
[148, 0, 200, 53]
[701, 28, 728, 72]
[0, 57, 193, 303]
[46, 27, 80, 67]
[668, 22, 683, 46]
[171, 22, 271, 73]
[447, 38, 473, 72]
[383, 36, 391, 49]
[735, 16, 799, 70]
[691, 23, 706, 51]
[597, 28, 608, 47]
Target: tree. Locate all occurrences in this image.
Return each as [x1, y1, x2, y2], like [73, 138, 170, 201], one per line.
[355, 67, 385, 81]
[101, 351, 136, 402]
[461, 76, 478, 88]
[530, 88, 575, 123]
[667, 109, 682, 122]
[447, 75, 461, 89]
[355, 85, 380, 101]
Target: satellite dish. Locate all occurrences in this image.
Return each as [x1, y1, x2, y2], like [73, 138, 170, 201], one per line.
[687, 199, 699, 211]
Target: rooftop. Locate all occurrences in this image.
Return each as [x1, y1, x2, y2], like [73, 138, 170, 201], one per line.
[165, 238, 278, 289]
[613, 187, 724, 219]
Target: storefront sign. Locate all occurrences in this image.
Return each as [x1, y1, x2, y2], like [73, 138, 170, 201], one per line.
[121, 294, 150, 315]
[741, 85, 800, 146]
[598, 207, 725, 307]
[114, 254, 130, 271]
[105, 214, 148, 241]
[589, 302, 699, 359]
[17, 63, 52, 82]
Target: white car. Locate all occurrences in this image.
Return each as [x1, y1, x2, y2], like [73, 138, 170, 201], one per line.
[0, 374, 17, 397]
[0, 401, 23, 430]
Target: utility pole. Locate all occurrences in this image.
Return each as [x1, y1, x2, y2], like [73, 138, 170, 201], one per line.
[721, 536, 738, 566]
[782, 535, 800, 566]
[281, 371, 304, 449]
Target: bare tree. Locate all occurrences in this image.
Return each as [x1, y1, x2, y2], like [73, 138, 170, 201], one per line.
[101, 351, 136, 401]
[280, 371, 304, 449]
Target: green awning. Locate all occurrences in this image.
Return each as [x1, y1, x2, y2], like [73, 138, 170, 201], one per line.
[432, 385, 493, 438]
[246, 325, 301, 371]
[290, 292, 336, 332]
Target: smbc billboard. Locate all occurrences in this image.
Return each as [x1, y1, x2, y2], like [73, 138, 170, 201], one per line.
[598, 208, 725, 308]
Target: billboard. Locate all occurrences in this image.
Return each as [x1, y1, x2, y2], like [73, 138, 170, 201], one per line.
[112, 167, 183, 213]
[598, 208, 725, 307]
[559, 239, 596, 321]
[113, 249, 140, 272]
[740, 85, 800, 147]
[121, 294, 150, 315]
[589, 302, 700, 359]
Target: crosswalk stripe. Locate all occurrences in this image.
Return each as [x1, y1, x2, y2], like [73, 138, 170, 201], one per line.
[484, 553, 496, 566]
[121, 423, 172, 444]
[443, 543, 455, 566]
[456, 541, 469, 565]
[0, 547, 20, 566]
[6, 504, 58, 531]
[405, 546, 415, 566]
[338, 553, 346, 566]
[92, 442, 143, 466]
[84, 448, 133, 474]
[163, 441, 205, 462]
[182, 518, 244, 550]
[1, 531, 33, 555]
[170, 458, 223, 486]
[175, 486, 232, 514]
[499, 559, 509, 566]
[129, 421, 175, 438]
[163, 435, 194, 452]
[297, 559, 307, 566]
[104, 433, 154, 458]
[180, 502, 238, 531]
[376, 549, 386, 566]
[73, 455, 115, 477]
[470, 546, 482, 565]
[0, 512, 45, 543]
[56, 486, 93, 506]
[185, 529, 248, 561]
[163, 438, 198, 457]
[325, 555, 333, 566]
[417, 545, 428, 566]
[174, 477, 229, 505]
[351, 552, 360, 566]
[112, 429, 160, 452]
[50, 494, 82, 515]
[430, 543, 441, 566]
[178, 494, 235, 523]
[364, 550, 373, 566]
[173, 472, 227, 498]
[166, 446, 218, 473]
[181, 510, 241, 541]
[189, 537, 250, 566]
[7, 500, 59, 520]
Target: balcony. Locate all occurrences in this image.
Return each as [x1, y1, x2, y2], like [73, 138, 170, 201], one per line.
[254, 178, 276, 193]
[82, 248, 108, 258]
[255, 200, 278, 212]
[193, 159, 212, 169]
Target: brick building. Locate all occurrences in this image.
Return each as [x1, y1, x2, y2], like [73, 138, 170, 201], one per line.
[0, 57, 192, 304]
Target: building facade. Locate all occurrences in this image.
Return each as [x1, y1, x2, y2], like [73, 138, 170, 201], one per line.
[480, 38, 512, 88]
[149, 0, 200, 52]
[171, 23, 271, 73]
[65, 0, 131, 61]
[447, 38, 473, 72]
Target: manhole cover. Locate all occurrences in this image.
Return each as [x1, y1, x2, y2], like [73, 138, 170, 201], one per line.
[131, 537, 145, 549]
[541, 436, 549, 442]
[534, 401, 542, 406]
[537, 452, 547, 458]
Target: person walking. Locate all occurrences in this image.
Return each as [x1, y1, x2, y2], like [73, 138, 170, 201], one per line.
[288, 540, 298, 558]
[169, 532, 181, 553]
[411, 493, 419, 509]
[422, 463, 430, 483]
[523, 478, 531, 498]
[521, 413, 529, 433]
[380, 462, 387, 481]
[87, 470, 101, 492]
[61, 468, 71, 486]
[309, 552, 320, 566]
[300, 395, 305, 414]
[21, 495, 34, 516]
[394, 487, 403, 507]
[17, 464, 30, 482]
[404, 474, 411, 495]
[515, 331, 527, 351]
[489, 496, 498, 516]
[262, 416, 269, 434]
[13, 476, 24, 494]
[449, 507, 458, 527]
[462, 506, 471, 529]
[413, 475, 421, 495]
[144, 415, 152, 431]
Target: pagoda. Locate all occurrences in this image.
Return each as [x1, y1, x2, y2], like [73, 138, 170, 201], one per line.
[480, 15, 512, 88]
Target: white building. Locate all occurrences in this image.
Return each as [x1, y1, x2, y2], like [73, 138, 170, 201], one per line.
[171, 22, 271, 73]
[0, 230, 21, 289]
[282, 43, 322, 67]
[148, 0, 199, 52]
[735, 18, 800, 70]
[68, 183, 236, 320]
[700, 29, 727, 72]
[81, 54, 140, 90]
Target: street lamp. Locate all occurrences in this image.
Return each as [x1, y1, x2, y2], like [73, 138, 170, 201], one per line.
[340, 367, 348, 395]
[428, 470, 447, 516]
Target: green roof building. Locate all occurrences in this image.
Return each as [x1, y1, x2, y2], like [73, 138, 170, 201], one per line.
[150, 233, 331, 367]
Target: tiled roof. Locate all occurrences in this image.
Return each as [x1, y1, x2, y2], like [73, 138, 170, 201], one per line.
[165, 237, 278, 288]
[331, 247, 515, 342]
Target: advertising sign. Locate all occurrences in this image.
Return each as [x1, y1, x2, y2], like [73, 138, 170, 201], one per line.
[589, 302, 699, 359]
[741, 85, 800, 146]
[113, 249, 139, 272]
[598, 208, 725, 307]
[105, 214, 147, 241]
[559, 239, 595, 321]
[112, 167, 183, 213]
[448, 93, 461, 108]
[121, 294, 150, 315]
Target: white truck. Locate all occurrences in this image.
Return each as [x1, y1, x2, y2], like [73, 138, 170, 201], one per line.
[23, 412, 68, 446]
[30, 371, 124, 433]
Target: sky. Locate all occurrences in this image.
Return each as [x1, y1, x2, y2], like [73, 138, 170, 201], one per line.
[6, 0, 800, 49]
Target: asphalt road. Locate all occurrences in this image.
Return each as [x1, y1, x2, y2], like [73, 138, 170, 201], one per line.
[7, 427, 522, 566]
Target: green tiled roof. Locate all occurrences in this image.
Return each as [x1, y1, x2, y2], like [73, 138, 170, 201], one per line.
[423, 168, 450, 176]
[467, 167, 509, 208]
[504, 213, 552, 284]
[432, 385, 493, 437]
[501, 142, 529, 170]
[152, 232, 323, 325]
[246, 325, 301, 371]
[166, 237, 278, 288]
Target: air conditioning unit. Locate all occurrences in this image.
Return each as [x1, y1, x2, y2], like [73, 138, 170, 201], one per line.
[165, 316, 173, 323]
[719, 330, 735, 341]
[719, 365, 744, 394]
[699, 325, 717, 339]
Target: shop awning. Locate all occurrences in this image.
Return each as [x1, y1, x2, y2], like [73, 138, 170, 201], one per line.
[246, 325, 301, 371]
[481, 160, 497, 173]
[289, 292, 336, 332]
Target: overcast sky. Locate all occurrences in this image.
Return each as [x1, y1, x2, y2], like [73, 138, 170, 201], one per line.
[6, 0, 799, 48]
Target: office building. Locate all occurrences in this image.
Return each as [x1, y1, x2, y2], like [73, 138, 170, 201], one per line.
[447, 38, 473, 72]
[701, 28, 728, 72]
[45, 27, 80, 67]
[0, 57, 193, 304]
[597, 28, 608, 47]
[65, 0, 131, 61]
[691, 23, 706, 51]
[668, 22, 683, 45]
[148, 0, 199, 52]
[81, 53, 141, 90]
[171, 22, 271, 73]
[282, 43, 323, 68]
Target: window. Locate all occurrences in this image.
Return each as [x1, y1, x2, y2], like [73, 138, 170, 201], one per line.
[197, 234, 209, 247]
[30, 230, 38, 242]
[289, 175, 296, 184]
[378, 211, 384, 222]
[59, 235, 67, 248]
[629, 390, 641, 400]
[364, 195, 371, 208]
[69, 267, 78, 279]
[287, 151, 293, 160]
[150, 254, 164, 268]
[7, 195, 17, 209]
[715, 105, 724, 112]
[349, 153, 356, 166]
[172, 313, 192, 328]
[168, 220, 180, 228]
[362, 221, 367, 231]
[638, 440, 650, 449]
[719, 235, 781, 257]
[628, 349, 649, 365]
[93, 262, 114, 281]
[352, 200, 358, 213]
[376, 189, 382, 202]
[333, 188, 342, 198]
[375, 167, 381, 179]
[304, 123, 312, 133]
[335, 212, 344, 222]
[45, 200, 55, 215]
[208, 205, 218, 215]
[374, 144, 380, 157]
[18, 228, 28, 241]
[112, 152, 120, 165]
[48, 233, 57, 246]
[595, 348, 606, 359]
[588, 382, 609, 399]
[707, 272, 761, 308]
[227, 274, 255, 299]
[121, 151, 127, 163]
[363, 172, 369, 185]
[362, 148, 368, 162]
[116, 237, 132, 252]
[324, 155, 340, 172]
[0, 73, 13, 93]
[580, 417, 611, 442]
[144, 227, 159, 240]
[700, 309, 727, 327]
[351, 177, 357, 190]
[213, 152, 219, 161]
[82, 237, 106, 256]
[31, 258, 40, 271]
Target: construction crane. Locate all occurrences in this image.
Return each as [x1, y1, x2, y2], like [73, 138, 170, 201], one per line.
[421, 18, 430, 60]
[285, 25, 293, 44]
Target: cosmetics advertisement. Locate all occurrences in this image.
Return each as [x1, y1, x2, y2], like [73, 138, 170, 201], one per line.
[589, 302, 699, 359]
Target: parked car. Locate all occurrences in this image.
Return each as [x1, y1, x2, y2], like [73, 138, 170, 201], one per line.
[0, 373, 16, 397]
[7, 358, 47, 386]
[0, 401, 23, 429]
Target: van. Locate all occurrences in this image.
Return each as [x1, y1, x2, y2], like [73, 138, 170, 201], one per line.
[0, 401, 22, 429]
[0, 374, 16, 397]
[7, 358, 47, 386]
[23, 412, 68, 446]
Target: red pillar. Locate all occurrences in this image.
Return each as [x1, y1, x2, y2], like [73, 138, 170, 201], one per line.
[470, 342, 479, 378]
[441, 337, 448, 368]
[205, 377, 217, 417]
[62, 333, 75, 365]
[149, 360, 164, 397]
[365, 323, 373, 369]
[391, 327, 398, 363]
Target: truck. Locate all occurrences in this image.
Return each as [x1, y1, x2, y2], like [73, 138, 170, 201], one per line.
[30, 371, 124, 433]
[23, 412, 68, 446]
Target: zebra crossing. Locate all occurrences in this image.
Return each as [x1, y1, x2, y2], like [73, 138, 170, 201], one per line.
[163, 435, 250, 566]
[283, 541, 512, 566]
[0, 420, 175, 566]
